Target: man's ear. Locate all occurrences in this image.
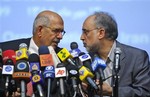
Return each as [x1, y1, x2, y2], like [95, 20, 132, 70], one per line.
[97, 27, 105, 39]
[37, 26, 43, 38]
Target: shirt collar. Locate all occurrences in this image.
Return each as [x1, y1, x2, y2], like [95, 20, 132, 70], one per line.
[107, 41, 116, 63]
[28, 37, 39, 54]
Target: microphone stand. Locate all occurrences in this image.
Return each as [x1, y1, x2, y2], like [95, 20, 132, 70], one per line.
[113, 48, 121, 97]
[112, 70, 119, 97]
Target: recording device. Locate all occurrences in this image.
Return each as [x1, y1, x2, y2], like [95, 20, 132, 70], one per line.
[55, 63, 67, 96]
[91, 54, 106, 81]
[2, 50, 16, 92]
[28, 53, 45, 97]
[48, 46, 61, 67]
[57, 48, 76, 66]
[69, 42, 81, 67]
[13, 60, 31, 97]
[38, 46, 54, 70]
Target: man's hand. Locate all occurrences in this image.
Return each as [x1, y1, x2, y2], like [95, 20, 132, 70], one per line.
[95, 79, 112, 96]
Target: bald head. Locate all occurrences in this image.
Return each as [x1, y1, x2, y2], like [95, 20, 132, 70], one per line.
[33, 10, 64, 34]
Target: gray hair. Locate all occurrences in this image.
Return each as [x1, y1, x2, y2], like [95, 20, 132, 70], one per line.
[93, 11, 118, 40]
[32, 16, 50, 34]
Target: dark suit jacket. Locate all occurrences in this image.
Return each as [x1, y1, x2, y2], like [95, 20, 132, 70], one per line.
[116, 41, 150, 97]
[0, 38, 31, 52]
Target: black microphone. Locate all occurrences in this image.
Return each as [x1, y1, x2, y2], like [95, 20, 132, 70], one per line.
[29, 53, 45, 97]
[66, 64, 79, 92]
[13, 60, 31, 97]
[55, 63, 67, 97]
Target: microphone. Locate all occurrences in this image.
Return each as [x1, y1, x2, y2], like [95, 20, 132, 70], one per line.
[29, 53, 40, 74]
[2, 50, 16, 93]
[78, 52, 93, 71]
[66, 64, 79, 92]
[12, 60, 31, 97]
[2, 50, 16, 66]
[38, 46, 54, 71]
[79, 66, 98, 90]
[48, 46, 61, 67]
[55, 63, 67, 96]
[112, 47, 121, 97]
[70, 42, 81, 58]
[41, 46, 55, 97]
[69, 42, 81, 67]
[16, 43, 30, 61]
[114, 47, 121, 73]
[57, 48, 76, 66]
[28, 53, 45, 97]
[31, 72, 45, 97]
[43, 65, 55, 97]
[91, 54, 106, 81]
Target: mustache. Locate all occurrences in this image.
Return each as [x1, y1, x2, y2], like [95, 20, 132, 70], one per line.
[53, 39, 60, 43]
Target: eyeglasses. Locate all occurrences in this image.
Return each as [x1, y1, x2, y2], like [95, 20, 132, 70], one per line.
[82, 28, 99, 36]
[43, 26, 66, 36]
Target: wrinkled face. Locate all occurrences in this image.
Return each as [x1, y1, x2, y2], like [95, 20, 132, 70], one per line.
[39, 16, 65, 49]
[80, 16, 100, 53]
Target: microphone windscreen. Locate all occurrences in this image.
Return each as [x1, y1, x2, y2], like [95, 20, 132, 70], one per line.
[38, 46, 50, 55]
[14, 60, 29, 72]
[66, 64, 79, 78]
[28, 53, 40, 63]
[70, 42, 78, 50]
[2, 50, 16, 65]
[19, 43, 28, 49]
[28, 53, 40, 72]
